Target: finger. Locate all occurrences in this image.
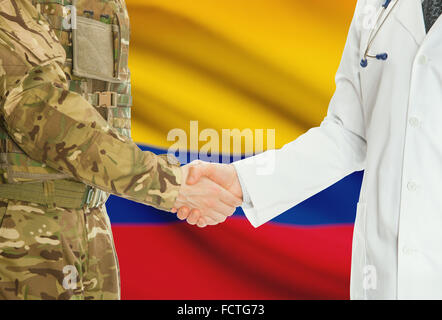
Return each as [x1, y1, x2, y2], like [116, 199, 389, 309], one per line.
[189, 210, 211, 227]
[193, 209, 220, 226]
[203, 209, 228, 224]
[190, 160, 204, 166]
[186, 165, 206, 185]
[210, 199, 237, 217]
[196, 218, 207, 228]
[203, 216, 219, 226]
[177, 207, 190, 220]
[171, 207, 177, 214]
[217, 187, 243, 208]
[186, 210, 201, 225]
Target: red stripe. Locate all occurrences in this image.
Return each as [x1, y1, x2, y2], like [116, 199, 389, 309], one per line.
[112, 218, 353, 300]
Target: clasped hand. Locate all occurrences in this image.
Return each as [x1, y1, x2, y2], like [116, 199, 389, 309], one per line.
[172, 161, 243, 228]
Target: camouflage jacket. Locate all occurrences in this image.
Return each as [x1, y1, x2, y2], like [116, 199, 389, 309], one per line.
[0, 0, 181, 211]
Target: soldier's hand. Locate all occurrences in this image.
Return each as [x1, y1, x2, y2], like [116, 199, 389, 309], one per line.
[173, 162, 242, 228]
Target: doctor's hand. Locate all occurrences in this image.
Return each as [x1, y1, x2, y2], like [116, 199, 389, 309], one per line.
[173, 161, 243, 227]
[172, 163, 242, 228]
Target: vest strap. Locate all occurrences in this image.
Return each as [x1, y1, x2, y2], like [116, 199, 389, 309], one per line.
[87, 91, 132, 107]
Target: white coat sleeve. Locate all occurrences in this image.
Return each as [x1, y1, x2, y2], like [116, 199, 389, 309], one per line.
[233, 0, 367, 228]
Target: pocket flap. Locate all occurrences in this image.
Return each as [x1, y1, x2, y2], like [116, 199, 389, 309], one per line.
[72, 16, 120, 82]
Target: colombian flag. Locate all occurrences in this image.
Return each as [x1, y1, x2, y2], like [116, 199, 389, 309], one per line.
[108, 0, 362, 299]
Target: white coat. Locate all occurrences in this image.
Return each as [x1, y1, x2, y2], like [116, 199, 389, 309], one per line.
[233, 0, 442, 299]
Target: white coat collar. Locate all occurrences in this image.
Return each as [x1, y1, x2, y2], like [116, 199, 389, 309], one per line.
[393, 0, 426, 45]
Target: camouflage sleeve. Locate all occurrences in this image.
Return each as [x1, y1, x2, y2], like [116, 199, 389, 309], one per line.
[0, 0, 181, 211]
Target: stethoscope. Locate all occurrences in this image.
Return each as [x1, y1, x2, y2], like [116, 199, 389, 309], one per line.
[360, 0, 400, 68]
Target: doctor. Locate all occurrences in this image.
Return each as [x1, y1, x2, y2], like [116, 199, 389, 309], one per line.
[175, 0, 442, 299]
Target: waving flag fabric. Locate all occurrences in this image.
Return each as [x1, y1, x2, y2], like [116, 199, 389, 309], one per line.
[109, 0, 361, 299]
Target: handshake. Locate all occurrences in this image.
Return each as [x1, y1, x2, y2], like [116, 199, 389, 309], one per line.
[172, 161, 243, 228]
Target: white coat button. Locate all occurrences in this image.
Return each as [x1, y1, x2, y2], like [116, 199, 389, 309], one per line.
[407, 182, 417, 191]
[418, 55, 428, 65]
[409, 117, 420, 128]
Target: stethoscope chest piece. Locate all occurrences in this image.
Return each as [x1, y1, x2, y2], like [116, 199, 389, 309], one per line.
[360, 53, 388, 68]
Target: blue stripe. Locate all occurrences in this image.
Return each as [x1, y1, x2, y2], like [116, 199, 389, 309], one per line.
[107, 145, 362, 226]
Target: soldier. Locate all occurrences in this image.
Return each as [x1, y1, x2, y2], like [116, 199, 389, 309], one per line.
[0, 0, 241, 300]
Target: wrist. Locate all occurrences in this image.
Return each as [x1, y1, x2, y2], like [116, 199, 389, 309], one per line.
[229, 164, 244, 201]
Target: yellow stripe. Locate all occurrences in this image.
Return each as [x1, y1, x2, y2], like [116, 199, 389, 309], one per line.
[127, 0, 357, 150]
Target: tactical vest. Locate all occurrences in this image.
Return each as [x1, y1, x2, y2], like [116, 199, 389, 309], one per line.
[0, 0, 132, 208]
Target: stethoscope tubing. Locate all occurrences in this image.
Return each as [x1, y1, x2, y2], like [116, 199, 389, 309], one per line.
[361, 0, 400, 67]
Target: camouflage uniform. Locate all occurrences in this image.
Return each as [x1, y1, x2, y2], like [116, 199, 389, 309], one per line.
[0, 0, 182, 299]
